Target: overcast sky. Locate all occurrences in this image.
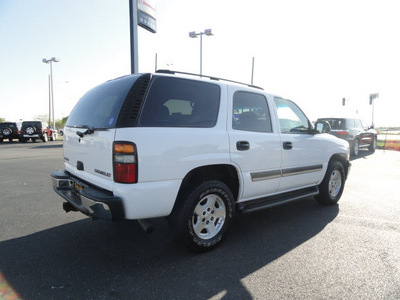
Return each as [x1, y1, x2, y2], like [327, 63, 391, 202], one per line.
[1, 0, 399, 126]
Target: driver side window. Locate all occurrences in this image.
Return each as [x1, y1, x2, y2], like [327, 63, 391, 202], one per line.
[274, 97, 310, 134]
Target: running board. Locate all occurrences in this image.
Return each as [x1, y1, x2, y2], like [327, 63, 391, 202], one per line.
[237, 186, 319, 214]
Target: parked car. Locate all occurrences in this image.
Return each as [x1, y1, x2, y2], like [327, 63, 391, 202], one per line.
[316, 118, 377, 156]
[0, 122, 20, 142]
[20, 121, 57, 142]
[51, 71, 351, 252]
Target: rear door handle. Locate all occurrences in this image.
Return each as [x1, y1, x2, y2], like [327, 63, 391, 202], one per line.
[283, 141, 293, 150]
[236, 141, 250, 151]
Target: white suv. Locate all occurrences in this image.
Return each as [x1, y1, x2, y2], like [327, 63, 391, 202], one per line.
[51, 71, 350, 252]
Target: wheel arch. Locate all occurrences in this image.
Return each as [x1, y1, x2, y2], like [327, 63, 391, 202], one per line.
[329, 153, 350, 180]
[173, 164, 240, 211]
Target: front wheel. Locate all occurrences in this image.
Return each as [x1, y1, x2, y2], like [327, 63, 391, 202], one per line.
[169, 181, 235, 252]
[315, 161, 345, 205]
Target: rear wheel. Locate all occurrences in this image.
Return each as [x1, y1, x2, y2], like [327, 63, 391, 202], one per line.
[315, 160, 345, 205]
[169, 180, 235, 252]
[369, 137, 377, 153]
[352, 139, 360, 156]
[50, 132, 57, 141]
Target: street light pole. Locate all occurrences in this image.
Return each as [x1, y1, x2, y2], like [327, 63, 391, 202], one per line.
[48, 75, 51, 126]
[189, 29, 213, 76]
[200, 33, 203, 76]
[42, 57, 60, 130]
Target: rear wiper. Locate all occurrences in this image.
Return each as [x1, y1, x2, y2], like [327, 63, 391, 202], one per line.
[76, 126, 108, 138]
[76, 127, 94, 138]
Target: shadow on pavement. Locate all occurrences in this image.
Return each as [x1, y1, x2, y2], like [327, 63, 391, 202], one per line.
[31, 143, 63, 149]
[350, 149, 375, 161]
[0, 198, 338, 299]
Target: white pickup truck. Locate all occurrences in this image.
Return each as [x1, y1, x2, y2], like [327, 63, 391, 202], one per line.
[51, 71, 350, 252]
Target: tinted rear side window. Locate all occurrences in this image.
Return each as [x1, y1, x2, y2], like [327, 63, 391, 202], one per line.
[139, 77, 220, 127]
[232, 91, 272, 132]
[66, 75, 140, 128]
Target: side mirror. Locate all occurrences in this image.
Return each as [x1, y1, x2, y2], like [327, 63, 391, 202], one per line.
[314, 121, 331, 134]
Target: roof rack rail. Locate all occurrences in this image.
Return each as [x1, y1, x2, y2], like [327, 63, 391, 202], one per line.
[155, 69, 263, 90]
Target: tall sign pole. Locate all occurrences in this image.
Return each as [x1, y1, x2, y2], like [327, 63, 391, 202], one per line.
[129, 0, 139, 74]
[369, 93, 379, 126]
[129, 0, 157, 74]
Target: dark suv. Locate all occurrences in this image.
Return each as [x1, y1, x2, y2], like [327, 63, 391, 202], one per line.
[0, 122, 20, 142]
[317, 118, 377, 156]
[20, 121, 56, 143]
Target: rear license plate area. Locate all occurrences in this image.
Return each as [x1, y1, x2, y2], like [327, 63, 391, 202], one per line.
[73, 182, 84, 193]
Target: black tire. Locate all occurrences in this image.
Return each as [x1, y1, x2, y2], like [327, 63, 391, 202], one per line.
[315, 160, 345, 205]
[42, 134, 48, 142]
[351, 138, 360, 156]
[369, 137, 377, 153]
[169, 180, 235, 252]
[0, 139, 3, 143]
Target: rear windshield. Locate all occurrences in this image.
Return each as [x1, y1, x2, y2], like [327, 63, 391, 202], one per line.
[22, 122, 42, 129]
[0, 123, 17, 129]
[66, 75, 140, 129]
[139, 77, 220, 128]
[319, 118, 346, 130]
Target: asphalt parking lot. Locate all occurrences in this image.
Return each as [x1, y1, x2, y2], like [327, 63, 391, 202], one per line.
[0, 141, 399, 299]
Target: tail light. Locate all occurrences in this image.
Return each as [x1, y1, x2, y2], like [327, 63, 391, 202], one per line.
[113, 142, 138, 183]
[335, 130, 349, 135]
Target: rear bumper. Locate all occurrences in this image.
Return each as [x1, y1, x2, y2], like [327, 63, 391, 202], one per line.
[50, 169, 124, 221]
[23, 134, 40, 138]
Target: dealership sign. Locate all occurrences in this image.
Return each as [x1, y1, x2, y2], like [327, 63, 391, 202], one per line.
[138, 0, 156, 33]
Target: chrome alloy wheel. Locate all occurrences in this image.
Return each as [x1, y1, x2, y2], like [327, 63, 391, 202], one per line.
[328, 169, 342, 198]
[192, 194, 226, 240]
